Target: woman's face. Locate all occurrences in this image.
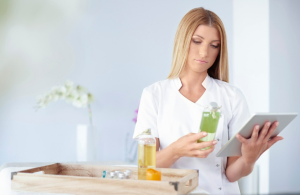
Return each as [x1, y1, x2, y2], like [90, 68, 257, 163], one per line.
[186, 25, 221, 73]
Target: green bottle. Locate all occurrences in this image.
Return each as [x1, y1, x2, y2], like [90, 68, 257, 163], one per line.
[197, 102, 221, 150]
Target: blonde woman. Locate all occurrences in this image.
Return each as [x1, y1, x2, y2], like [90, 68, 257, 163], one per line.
[133, 7, 282, 194]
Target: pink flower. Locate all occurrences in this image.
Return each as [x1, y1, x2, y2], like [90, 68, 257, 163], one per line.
[132, 108, 139, 123]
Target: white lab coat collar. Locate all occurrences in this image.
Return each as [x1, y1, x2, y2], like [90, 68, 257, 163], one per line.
[173, 74, 213, 91]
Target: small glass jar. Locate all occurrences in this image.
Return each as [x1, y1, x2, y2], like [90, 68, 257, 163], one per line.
[103, 170, 110, 178]
[124, 170, 131, 179]
[124, 172, 130, 179]
[118, 173, 125, 179]
[109, 172, 116, 179]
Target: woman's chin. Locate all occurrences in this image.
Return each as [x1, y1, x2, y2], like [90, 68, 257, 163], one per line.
[190, 67, 208, 74]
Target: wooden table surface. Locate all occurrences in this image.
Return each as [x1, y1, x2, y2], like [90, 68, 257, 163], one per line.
[0, 162, 209, 195]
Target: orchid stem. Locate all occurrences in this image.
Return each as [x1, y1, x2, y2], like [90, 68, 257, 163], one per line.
[88, 104, 93, 127]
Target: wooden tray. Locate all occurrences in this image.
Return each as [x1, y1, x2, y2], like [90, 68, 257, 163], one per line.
[11, 163, 198, 195]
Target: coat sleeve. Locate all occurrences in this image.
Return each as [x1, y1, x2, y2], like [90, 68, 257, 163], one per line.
[133, 88, 159, 139]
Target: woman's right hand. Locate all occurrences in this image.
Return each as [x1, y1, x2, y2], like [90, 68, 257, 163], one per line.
[170, 132, 217, 158]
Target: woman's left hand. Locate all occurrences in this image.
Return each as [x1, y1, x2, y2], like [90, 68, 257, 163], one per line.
[236, 121, 283, 165]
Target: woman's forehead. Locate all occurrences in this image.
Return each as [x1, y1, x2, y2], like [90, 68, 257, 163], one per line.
[193, 25, 220, 41]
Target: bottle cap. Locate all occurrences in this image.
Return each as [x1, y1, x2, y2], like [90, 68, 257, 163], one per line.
[143, 129, 151, 135]
[207, 102, 222, 119]
[208, 102, 221, 110]
[133, 128, 151, 139]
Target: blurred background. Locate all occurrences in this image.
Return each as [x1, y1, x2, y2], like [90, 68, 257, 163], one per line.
[0, 0, 299, 194]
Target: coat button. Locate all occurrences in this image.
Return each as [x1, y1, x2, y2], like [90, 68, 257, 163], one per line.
[217, 138, 220, 141]
[216, 164, 219, 167]
[219, 188, 222, 190]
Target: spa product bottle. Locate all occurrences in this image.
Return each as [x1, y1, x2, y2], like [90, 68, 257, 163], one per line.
[136, 129, 156, 180]
[197, 102, 221, 150]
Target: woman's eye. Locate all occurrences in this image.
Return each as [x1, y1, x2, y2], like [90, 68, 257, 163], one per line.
[193, 40, 219, 48]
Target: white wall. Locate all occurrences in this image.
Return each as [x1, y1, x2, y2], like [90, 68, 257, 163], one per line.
[269, 0, 300, 193]
[232, 1, 270, 194]
[232, 1, 300, 194]
[0, 0, 233, 165]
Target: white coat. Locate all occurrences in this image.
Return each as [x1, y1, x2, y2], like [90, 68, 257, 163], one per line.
[133, 74, 251, 194]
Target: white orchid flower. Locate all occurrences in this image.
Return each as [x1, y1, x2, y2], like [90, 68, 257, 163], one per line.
[72, 97, 83, 108]
[76, 85, 87, 95]
[35, 80, 95, 126]
[79, 94, 89, 107]
[66, 90, 79, 103]
[35, 80, 94, 114]
[87, 93, 94, 104]
[50, 87, 60, 101]
[59, 86, 67, 96]
[64, 80, 74, 94]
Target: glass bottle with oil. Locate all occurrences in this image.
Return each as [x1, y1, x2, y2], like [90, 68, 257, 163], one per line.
[136, 129, 156, 180]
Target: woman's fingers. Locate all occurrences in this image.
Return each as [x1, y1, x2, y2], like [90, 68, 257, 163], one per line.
[189, 132, 208, 142]
[251, 125, 260, 142]
[192, 146, 215, 158]
[267, 136, 283, 150]
[236, 133, 247, 144]
[193, 140, 217, 150]
[257, 121, 271, 143]
[263, 122, 279, 143]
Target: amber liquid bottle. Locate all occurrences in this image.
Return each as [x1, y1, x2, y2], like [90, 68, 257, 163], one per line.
[137, 129, 156, 180]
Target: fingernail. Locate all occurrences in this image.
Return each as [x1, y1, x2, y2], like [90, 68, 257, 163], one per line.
[267, 122, 271, 127]
[256, 125, 259, 130]
[203, 132, 207, 136]
[213, 141, 217, 144]
[276, 122, 279, 126]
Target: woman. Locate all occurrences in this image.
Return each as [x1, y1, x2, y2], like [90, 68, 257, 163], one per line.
[133, 7, 283, 194]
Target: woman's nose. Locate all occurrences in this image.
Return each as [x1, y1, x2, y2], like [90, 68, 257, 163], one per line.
[199, 46, 208, 58]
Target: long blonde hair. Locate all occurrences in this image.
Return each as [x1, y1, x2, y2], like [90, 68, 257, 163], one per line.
[167, 7, 229, 82]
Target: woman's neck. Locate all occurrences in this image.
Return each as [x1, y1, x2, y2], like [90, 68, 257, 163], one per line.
[180, 71, 208, 91]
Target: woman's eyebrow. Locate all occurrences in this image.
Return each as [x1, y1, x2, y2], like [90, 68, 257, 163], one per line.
[193, 35, 220, 42]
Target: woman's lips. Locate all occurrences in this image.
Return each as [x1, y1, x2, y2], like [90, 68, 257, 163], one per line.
[195, 59, 207, 64]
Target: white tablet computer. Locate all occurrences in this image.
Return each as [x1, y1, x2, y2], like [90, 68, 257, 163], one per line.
[216, 113, 298, 157]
